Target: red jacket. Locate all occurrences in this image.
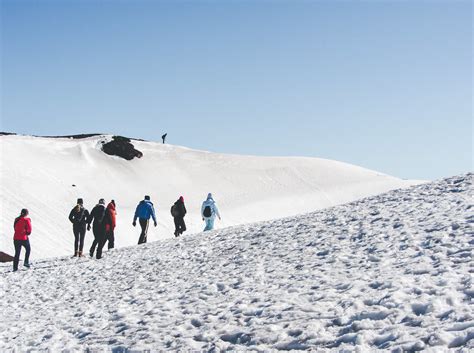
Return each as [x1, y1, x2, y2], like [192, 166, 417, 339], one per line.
[14, 217, 32, 241]
[105, 202, 116, 232]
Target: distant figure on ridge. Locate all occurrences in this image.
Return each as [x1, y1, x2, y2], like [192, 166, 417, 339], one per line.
[201, 193, 221, 231]
[133, 195, 157, 244]
[68, 198, 90, 257]
[88, 199, 107, 259]
[104, 200, 117, 250]
[171, 196, 187, 237]
[162, 133, 167, 144]
[13, 209, 32, 271]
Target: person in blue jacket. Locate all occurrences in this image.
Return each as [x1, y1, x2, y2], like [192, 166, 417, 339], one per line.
[133, 195, 157, 244]
[201, 193, 221, 231]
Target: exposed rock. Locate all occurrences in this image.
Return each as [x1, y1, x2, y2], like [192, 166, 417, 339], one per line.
[101, 136, 143, 160]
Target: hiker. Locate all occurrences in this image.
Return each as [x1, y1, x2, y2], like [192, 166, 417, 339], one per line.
[133, 195, 157, 244]
[13, 209, 32, 271]
[201, 193, 221, 231]
[68, 198, 90, 257]
[88, 199, 107, 259]
[104, 200, 117, 249]
[171, 196, 187, 237]
[162, 133, 167, 144]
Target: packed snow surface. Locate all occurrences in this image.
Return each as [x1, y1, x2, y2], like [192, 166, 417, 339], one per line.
[0, 174, 472, 351]
[0, 134, 418, 259]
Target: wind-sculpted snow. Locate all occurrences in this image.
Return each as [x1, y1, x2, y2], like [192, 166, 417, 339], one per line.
[0, 174, 472, 351]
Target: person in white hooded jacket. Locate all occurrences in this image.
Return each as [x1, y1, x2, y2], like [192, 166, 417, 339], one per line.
[201, 193, 221, 231]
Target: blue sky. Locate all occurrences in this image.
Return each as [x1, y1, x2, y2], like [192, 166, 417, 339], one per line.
[1, 0, 472, 180]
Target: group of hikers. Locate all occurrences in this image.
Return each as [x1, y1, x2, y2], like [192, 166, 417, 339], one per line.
[11, 193, 221, 271]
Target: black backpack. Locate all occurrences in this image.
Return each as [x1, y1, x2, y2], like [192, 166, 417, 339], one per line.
[203, 205, 212, 218]
[170, 205, 179, 217]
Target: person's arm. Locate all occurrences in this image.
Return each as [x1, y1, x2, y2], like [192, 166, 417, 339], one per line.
[151, 205, 157, 224]
[25, 218, 32, 235]
[201, 202, 205, 219]
[183, 204, 187, 216]
[68, 208, 75, 223]
[133, 204, 139, 224]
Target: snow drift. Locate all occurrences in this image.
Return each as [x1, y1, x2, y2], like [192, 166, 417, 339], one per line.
[0, 134, 419, 259]
[0, 174, 471, 351]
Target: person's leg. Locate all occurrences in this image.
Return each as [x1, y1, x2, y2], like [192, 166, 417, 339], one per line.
[179, 217, 186, 235]
[138, 219, 149, 244]
[204, 218, 214, 231]
[108, 230, 115, 249]
[23, 240, 31, 266]
[96, 228, 106, 259]
[174, 217, 179, 236]
[73, 226, 80, 255]
[90, 227, 98, 256]
[13, 240, 21, 271]
[79, 226, 86, 255]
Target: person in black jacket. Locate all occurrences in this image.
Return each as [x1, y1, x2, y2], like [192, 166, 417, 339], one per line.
[68, 198, 90, 257]
[171, 196, 187, 237]
[162, 133, 167, 144]
[88, 199, 107, 259]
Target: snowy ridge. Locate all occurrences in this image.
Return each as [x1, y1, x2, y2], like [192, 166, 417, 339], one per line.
[0, 174, 472, 351]
[0, 134, 419, 259]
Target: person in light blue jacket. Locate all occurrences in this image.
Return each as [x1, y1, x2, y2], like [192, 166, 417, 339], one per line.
[201, 193, 221, 231]
[133, 195, 157, 244]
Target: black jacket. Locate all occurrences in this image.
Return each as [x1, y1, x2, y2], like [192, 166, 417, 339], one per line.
[69, 205, 89, 227]
[173, 200, 187, 218]
[88, 204, 106, 227]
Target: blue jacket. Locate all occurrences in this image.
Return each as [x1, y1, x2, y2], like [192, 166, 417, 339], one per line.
[201, 197, 220, 219]
[134, 200, 156, 222]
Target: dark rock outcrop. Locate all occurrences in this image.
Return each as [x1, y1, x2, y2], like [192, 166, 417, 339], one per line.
[101, 136, 143, 160]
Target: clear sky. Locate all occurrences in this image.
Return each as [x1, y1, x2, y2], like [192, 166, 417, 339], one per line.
[1, 0, 472, 180]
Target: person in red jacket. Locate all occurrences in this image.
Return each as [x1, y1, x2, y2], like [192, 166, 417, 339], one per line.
[104, 200, 117, 250]
[13, 209, 32, 271]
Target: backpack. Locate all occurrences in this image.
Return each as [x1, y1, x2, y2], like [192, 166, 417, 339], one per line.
[203, 205, 212, 218]
[170, 205, 179, 217]
[75, 207, 86, 224]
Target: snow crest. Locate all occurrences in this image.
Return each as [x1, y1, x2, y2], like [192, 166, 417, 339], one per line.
[0, 174, 472, 351]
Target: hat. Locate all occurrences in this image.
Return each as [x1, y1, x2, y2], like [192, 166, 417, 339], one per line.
[99, 198, 105, 205]
[144, 195, 150, 201]
[179, 196, 184, 202]
[21, 209, 29, 216]
[77, 198, 83, 205]
[111, 199, 115, 207]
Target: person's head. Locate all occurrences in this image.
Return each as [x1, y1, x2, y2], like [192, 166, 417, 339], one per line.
[111, 200, 115, 207]
[144, 195, 150, 201]
[20, 209, 29, 217]
[179, 196, 184, 202]
[99, 198, 105, 205]
[207, 193, 213, 200]
[77, 198, 83, 205]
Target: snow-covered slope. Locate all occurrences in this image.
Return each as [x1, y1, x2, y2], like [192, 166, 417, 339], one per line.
[0, 134, 419, 259]
[0, 174, 471, 351]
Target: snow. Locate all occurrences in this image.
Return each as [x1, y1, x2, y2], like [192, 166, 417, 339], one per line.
[0, 173, 472, 351]
[0, 134, 418, 259]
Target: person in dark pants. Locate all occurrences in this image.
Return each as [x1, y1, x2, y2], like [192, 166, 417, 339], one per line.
[133, 195, 157, 244]
[104, 200, 117, 249]
[13, 209, 32, 271]
[162, 133, 167, 144]
[171, 196, 187, 237]
[88, 199, 107, 259]
[68, 198, 90, 257]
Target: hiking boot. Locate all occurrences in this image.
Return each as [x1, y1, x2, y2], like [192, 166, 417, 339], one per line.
[24, 263, 31, 268]
[72, 251, 78, 258]
[78, 251, 84, 257]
